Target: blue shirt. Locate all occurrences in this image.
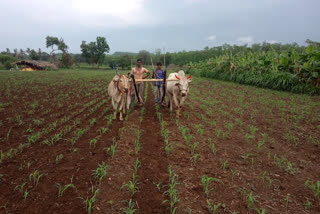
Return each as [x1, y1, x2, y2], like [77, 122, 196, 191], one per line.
[154, 69, 164, 86]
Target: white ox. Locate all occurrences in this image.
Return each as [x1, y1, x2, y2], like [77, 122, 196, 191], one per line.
[108, 72, 131, 120]
[166, 70, 192, 118]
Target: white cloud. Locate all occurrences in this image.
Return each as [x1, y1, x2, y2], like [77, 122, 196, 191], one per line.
[237, 36, 254, 44]
[206, 35, 217, 41]
[266, 40, 277, 44]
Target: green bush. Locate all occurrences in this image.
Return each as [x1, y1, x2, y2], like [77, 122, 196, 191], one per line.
[189, 45, 320, 95]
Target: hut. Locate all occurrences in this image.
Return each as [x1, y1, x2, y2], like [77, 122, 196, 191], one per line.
[12, 60, 57, 71]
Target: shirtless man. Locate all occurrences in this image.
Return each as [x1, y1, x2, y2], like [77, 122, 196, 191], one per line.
[130, 59, 150, 106]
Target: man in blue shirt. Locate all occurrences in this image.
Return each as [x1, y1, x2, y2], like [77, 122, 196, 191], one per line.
[152, 62, 165, 105]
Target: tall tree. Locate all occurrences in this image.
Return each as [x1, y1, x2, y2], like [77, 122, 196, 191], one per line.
[80, 37, 110, 67]
[46, 36, 68, 62]
[96, 36, 110, 66]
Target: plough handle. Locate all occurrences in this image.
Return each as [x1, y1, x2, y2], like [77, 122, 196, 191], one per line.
[130, 74, 141, 103]
[161, 70, 167, 103]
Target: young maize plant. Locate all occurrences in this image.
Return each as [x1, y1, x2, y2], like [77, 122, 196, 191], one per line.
[200, 175, 223, 198]
[99, 127, 108, 135]
[162, 166, 179, 214]
[89, 138, 98, 149]
[105, 141, 117, 159]
[157, 107, 171, 156]
[121, 173, 140, 197]
[133, 129, 142, 154]
[14, 182, 27, 194]
[78, 189, 99, 214]
[29, 170, 46, 186]
[221, 160, 228, 170]
[92, 161, 109, 184]
[190, 153, 200, 165]
[56, 183, 75, 197]
[207, 201, 221, 214]
[0, 151, 4, 163]
[273, 154, 296, 175]
[230, 169, 239, 183]
[134, 158, 141, 175]
[208, 138, 217, 155]
[6, 148, 17, 159]
[55, 154, 63, 164]
[139, 107, 145, 123]
[121, 199, 137, 214]
[305, 180, 320, 199]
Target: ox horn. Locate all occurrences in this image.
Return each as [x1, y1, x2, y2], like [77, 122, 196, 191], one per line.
[187, 75, 191, 79]
[175, 75, 180, 80]
[116, 69, 120, 76]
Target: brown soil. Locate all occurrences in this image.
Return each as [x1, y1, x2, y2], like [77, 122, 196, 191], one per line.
[1, 73, 320, 214]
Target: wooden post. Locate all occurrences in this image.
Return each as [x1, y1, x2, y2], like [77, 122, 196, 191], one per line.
[151, 56, 160, 100]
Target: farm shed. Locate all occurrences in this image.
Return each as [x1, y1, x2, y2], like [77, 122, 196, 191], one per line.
[12, 60, 57, 70]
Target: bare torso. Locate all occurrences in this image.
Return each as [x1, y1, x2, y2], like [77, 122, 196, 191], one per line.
[131, 67, 149, 84]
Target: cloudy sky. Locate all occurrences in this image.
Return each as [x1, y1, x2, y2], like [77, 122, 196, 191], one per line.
[1, 0, 319, 54]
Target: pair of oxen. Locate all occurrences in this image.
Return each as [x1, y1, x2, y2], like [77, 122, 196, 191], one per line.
[107, 70, 192, 120]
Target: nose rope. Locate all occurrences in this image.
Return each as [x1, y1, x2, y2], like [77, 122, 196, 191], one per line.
[116, 75, 128, 94]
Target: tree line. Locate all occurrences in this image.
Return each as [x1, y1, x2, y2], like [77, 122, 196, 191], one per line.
[1, 37, 319, 70]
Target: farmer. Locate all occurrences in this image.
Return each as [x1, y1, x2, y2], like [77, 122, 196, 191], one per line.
[130, 59, 150, 107]
[152, 62, 165, 105]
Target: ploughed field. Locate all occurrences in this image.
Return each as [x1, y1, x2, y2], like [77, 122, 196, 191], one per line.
[0, 69, 320, 214]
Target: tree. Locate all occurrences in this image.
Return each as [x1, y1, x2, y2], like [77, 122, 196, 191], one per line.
[96, 36, 110, 66]
[46, 36, 68, 62]
[306, 39, 320, 48]
[29, 49, 40, 60]
[80, 37, 110, 67]
[118, 55, 130, 69]
[137, 50, 150, 65]
[59, 53, 73, 68]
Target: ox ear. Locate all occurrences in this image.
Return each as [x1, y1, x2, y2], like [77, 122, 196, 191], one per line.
[113, 75, 120, 82]
[188, 79, 192, 83]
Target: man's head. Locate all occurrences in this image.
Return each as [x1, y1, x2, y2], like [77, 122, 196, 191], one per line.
[157, 62, 162, 70]
[137, 59, 142, 67]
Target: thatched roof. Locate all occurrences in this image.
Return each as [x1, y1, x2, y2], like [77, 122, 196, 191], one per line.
[12, 60, 57, 69]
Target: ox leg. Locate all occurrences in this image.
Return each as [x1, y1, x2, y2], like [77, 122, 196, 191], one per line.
[119, 97, 126, 121]
[173, 95, 180, 118]
[112, 99, 118, 120]
[168, 94, 173, 111]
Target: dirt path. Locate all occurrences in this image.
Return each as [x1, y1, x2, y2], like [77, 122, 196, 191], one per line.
[134, 83, 169, 214]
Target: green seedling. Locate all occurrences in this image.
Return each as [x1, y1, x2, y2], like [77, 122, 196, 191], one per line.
[122, 199, 137, 214]
[201, 175, 223, 198]
[55, 154, 63, 164]
[78, 189, 99, 214]
[92, 162, 108, 184]
[29, 170, 46, 186]
[56, 183, 75, 197]
[89, 138, 97, 149]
